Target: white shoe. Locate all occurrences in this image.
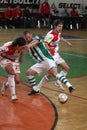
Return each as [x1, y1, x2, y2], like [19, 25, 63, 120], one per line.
[55, 80, 65, 91]
[11, 94, 18, 102]
[1, 82, 8, 95]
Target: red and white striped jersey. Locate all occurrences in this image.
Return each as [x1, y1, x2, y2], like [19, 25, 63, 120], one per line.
[0, 41, 20, 62]
[44, 30, 62, 56]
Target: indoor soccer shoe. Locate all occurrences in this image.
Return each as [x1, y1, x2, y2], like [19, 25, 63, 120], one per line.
[69, 86, 75, 93]
[1, 82, 8, 95]
[28, 89, 40, 95]
[11, 94, 18, 102]
[55, 80, 65, 91]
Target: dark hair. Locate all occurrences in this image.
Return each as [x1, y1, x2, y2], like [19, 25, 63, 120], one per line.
[53, 19, 64, 28]
[85, 6, 87, 10]
[12, 37, 26, 46]
[23, 30, 30, 36]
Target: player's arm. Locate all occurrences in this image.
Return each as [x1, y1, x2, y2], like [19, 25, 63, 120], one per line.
[25, 35, 41, 50]
[27, 39, 39, 50]
[60, 37, 72, 47]
[44, 34, 55, 50]
[44, 41, 51, 50]
[23, 39, 39, 51]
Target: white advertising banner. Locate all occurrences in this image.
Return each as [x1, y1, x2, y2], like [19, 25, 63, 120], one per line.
[48, 0, 87, 14]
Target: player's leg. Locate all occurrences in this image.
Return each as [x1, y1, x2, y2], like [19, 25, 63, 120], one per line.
[28, 59, 57, 95]
[1, 82, 9, 95]
[8, 74, 18, 102]
[54, 53, 69, 90]
[56, 73, 75, 93]
[13, 62, 20, 84]
[5, 63, 15, 75]
[15, 73, 20, 84]
[26, 64, 40, 95]
[34, 75, 50, 91]
[28, 60, 75, 95]
[37, 67, 75, 93]
[4, 63, 17, 101]
[55, 61, 69, 90]
[26, 69, 37, 88]
[28, 59, 56, 95]
[11, 62, 22, 101]
[35, 60, 68, 90]
[58, 61, 69, 76]
[1, 63, 15, 96]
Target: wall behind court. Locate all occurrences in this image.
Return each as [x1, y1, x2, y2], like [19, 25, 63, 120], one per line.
[0, 0, 87, 14]
[0, 0, 40, 12]
[48, 0, 87, 15]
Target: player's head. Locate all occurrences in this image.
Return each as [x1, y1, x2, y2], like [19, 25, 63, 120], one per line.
[53, 19, 64, 32]
[23, 31, 32, 43]
[12, 37, 26, 51]
[13, 37, 26, 46]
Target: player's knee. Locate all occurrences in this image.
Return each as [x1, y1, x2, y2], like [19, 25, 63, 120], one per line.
[26, 69, 33, 76]
[66, 66, 69, 72]
[64, 64, 69, 72]
[5, 65, 15, 75]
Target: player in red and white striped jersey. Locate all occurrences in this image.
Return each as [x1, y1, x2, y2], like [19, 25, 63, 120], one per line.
[41, 19, 74, 92]
[0, 37, 26, 102]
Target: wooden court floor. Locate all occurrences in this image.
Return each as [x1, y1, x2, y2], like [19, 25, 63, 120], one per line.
[0, 29, 87, 130]
[42, 76, 87, 130]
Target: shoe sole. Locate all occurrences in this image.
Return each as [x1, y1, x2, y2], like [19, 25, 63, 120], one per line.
[28, 92, 40, 95]
[12, 98, 18, 103]
[28, 90, 40, 95]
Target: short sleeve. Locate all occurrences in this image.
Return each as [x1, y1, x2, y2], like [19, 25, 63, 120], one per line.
[44, 33, 54, 44]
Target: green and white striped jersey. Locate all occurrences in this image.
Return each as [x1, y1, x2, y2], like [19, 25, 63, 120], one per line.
[29, 36, 54, 62]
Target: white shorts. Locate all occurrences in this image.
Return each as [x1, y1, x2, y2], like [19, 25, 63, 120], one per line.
[53, 53, 65, 65]
[0, 58, 20, 73]
[30, 58, 56, 75]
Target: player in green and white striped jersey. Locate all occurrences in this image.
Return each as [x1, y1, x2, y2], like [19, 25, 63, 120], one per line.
[28, 35, 54, 63]
[23, 31, 75, 95]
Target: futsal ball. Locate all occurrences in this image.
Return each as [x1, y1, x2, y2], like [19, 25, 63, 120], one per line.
[58, 93, 68, 103]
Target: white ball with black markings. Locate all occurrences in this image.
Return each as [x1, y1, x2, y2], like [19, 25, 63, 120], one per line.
[58, 93, 68, 103]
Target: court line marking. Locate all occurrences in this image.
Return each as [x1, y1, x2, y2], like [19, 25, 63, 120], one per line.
[66, 38, 87, 40]
[43, 87, 87, 101]
[62, 52, 87, 59]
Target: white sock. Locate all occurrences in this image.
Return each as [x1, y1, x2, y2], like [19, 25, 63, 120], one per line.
[8, 75, 16, 96]
[33, 75, 49, 91]
[56, 73, 72, 88]
[5, 82, 9, 87]
[59, 70, 68, 76]
[3, 82, 9, 87]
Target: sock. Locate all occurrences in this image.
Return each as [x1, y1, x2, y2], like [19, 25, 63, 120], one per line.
[4, 82, 9, 88]
[27, 75, 36, 87]
[57, 70, 68, 84]
[5, 82, 9, 86]
[8, 75, 16, 96]
[59, 70, 68, 76]
[33, 75, 49, 91]
[56, 74, 72, 88]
